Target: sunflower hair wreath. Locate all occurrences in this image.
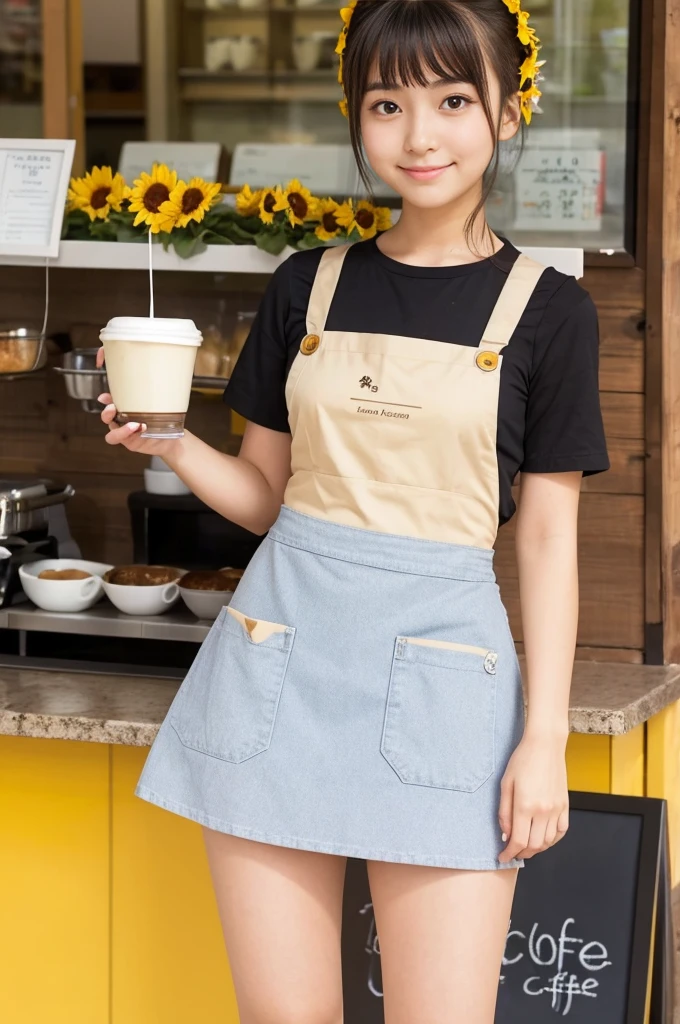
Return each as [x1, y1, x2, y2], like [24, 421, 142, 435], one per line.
[63, 164, 392, 258]
[336, 0, 545, 125]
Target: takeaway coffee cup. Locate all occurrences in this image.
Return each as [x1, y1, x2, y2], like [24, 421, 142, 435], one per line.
[99, 316, 203, 439]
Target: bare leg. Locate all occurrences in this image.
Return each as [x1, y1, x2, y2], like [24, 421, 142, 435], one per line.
[367, 860, 518, 1024]
[202, 827, 347, 1024]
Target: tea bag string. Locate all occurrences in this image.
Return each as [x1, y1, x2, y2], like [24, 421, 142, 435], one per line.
[41, 256, 49, 339]
[148, 229, 155, 319]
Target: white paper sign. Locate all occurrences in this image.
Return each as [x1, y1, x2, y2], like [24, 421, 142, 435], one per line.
[0, 139, 75, 258]
[513, 148, 605, 233]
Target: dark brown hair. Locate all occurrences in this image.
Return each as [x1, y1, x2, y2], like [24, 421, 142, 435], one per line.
[341, 0, 529, 243]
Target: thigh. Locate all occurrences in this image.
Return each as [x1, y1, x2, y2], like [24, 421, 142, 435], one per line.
[367, 860, 518, 1024]
[202, 827, 346, 1024]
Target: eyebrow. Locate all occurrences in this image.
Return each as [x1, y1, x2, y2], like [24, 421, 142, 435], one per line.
[365, 76, 466, 93]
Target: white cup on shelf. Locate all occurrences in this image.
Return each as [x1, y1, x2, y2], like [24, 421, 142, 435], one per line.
[205, 37, 233, 72]
[230, 35, 260, 71]
[293, 35, 322, 72]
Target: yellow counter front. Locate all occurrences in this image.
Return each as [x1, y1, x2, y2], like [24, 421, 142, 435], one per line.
[1, 663, 679, 1024]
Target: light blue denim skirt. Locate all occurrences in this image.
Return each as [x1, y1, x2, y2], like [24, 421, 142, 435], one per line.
[135, 505, 526, 870]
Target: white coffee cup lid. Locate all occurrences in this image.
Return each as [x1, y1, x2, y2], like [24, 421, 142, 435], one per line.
[99, 317, 203, 347]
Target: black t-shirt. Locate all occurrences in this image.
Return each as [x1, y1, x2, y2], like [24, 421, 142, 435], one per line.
[223, 236, 610, 526]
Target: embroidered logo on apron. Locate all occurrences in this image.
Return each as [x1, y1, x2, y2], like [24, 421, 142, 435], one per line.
[475, 351, 499, 372]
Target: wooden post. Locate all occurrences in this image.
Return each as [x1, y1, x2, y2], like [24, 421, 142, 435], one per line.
[41, 0, 69, 138]
[661, 0, 680, 662]
[41, 0, 85, 173]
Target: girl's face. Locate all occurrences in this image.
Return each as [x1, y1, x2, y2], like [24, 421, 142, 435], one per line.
[360, 59, 520, 211]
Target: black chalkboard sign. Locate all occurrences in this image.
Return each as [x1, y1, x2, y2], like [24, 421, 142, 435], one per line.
[341, 792, 672, 1024]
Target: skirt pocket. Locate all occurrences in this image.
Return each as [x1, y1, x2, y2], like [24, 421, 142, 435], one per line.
[380, 635, 498, 793]
[170, 605, 296, 763]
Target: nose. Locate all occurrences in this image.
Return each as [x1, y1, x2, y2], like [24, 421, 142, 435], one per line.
[403, 109, 440, 157]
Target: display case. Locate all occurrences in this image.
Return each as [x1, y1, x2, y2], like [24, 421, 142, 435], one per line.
[161, 0, 640, 254]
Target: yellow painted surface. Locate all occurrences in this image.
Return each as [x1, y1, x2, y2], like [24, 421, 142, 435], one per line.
[230, 410, 247, 436]
[111, 745, 239, 1024]
[566, 731, 611, 792]
[0, 736, 109, 1024]
[610, 724, 645, 796]
[646, 699, 680, 886]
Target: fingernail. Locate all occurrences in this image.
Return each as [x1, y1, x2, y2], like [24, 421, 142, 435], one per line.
[501, 832, 508, 842]
[127, 422, 140, 431]
[105, 404, 116, 413]
[97, 394, 106, 403]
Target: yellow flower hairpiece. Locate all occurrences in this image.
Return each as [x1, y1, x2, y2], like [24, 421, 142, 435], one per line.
[500, 0, 545, 124]
[336, 0, 545, 125]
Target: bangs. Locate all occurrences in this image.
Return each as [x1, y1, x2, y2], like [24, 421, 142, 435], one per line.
[354, 1, 491, 101]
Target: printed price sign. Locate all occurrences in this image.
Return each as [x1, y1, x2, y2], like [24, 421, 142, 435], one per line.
[0, 139, 75, 257]
[513, 149, 605, 233]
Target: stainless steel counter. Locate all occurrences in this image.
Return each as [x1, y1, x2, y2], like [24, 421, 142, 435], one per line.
[1, 602, 211, 642]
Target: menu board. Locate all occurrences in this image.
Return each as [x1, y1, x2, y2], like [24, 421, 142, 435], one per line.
[513, 148, 605, 233]
[341, 792, 670, 1023]
[0, 139, 75, 257]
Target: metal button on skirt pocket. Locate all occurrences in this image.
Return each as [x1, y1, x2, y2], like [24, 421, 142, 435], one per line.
[380, 636, 498, 793]
[170, 605, 296, 763]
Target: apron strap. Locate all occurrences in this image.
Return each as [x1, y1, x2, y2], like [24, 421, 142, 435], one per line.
[479, 253, 546, 353]
[306, 242, 353, 336]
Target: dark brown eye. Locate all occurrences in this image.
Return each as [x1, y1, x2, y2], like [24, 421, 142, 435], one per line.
[443, 96, 467, 111]
[374, 101, 400, 115]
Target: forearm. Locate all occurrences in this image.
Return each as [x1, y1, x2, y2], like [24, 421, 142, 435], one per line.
[162, 430, 283, 535]
[516, 530, 578, 746]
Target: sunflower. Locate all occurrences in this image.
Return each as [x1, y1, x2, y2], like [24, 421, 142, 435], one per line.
[335, 199, 392, 240]
[67, 165, 129, 221]
[520, 51, 545, 89]
[159, 177, 222, 229]
[258, 186, 287, 225]
[520, 83, 543, 125]
[277, 178, 319, 227]
[235, 183, 264, 217]
[315, 198, 350, 241]
[128, 163, 179, 234]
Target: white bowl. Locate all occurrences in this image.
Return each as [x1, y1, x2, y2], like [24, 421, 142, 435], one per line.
[144, 467, 191, 496]
[102, 571, 184, 616]
[179, 586, 233, 620]
[19, 559, 113, 612]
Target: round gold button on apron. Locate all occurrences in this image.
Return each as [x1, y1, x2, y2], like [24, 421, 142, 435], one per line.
[300, 333, 320, 355]
[475, 350, 499, 372]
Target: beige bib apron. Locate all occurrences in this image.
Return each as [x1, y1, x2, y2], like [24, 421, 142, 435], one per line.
[284, 242, 545, 549]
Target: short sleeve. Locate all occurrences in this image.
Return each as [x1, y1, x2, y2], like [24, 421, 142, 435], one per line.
[222, 259, 293, 433]
[521, 290, 610, 477]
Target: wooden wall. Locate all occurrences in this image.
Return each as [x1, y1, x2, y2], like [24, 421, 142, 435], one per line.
[0, 260, 646, 661]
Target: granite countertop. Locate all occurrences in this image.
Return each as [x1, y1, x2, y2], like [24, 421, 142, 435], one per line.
[1, 661, 680, 746]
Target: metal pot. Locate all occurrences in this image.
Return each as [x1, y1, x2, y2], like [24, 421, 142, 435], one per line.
[54, 349, 108, 413]
[0, 479, 76, 541]
[0, 326, 47, 378]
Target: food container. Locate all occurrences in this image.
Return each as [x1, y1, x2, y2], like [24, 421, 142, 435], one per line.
[102, 566, 185, 616]
[19, 559, 112, 613]
[53, 349, 108, 413]
[0, 479, 75, 541]
[0, 326, 47, 377]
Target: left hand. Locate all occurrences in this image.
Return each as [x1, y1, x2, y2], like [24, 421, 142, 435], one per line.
[497, 734, 569, 863]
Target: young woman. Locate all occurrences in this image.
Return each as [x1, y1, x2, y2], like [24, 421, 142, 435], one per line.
[99, 1, 609, 1020]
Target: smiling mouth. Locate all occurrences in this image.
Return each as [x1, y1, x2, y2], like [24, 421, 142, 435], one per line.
[400, 163, 454, 174]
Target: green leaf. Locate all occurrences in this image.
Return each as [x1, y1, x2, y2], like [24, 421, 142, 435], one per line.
[254, 228, 289, 256]
[172, 232, 208, 259]
[296, 231, 326, 250]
